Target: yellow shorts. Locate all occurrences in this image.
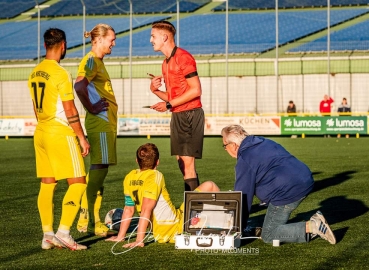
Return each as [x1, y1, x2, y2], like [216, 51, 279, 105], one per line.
[177, 202, 185, 236]
[153, 203, 184, 243]
[34, 129, 86, 180]
[87, 132, 117, 165]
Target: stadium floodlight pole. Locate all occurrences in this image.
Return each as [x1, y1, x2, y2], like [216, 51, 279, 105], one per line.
[129, 0, 133, 115]
[80, 0, 86, 57]
[176, 0, 180, 47]
[225, 0, 229, 113]
[275, 0, 279, 112]
[35, 0, 40, 63]
[327, 0, 331, 96]
[213, 0, 228, 112]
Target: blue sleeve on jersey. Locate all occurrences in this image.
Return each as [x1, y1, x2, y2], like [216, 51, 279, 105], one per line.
[125, 195, 135, 206]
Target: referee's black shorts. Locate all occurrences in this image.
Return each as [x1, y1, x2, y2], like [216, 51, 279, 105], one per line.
[170, 108, 204, 159]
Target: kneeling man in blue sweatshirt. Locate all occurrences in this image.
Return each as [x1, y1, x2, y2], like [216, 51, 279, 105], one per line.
[221, 124, 336, 245]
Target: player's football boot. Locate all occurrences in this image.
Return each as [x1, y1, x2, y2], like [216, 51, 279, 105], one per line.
[53, 231, 87, 250]
[87, 221, 115, 237]
[77, 218, 88, 233]
[41, 234, 55, 250]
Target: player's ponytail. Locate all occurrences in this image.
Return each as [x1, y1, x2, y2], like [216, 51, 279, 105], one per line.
[85, 24, 115, 42]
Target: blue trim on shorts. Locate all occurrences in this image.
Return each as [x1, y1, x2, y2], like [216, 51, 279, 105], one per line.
[100, 132, 108, 164]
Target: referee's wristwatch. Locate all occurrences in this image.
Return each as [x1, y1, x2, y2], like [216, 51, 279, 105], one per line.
[166, 101, 172, 110]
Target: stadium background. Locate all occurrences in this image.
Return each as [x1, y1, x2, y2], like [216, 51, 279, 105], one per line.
[1, 0, 369, 136]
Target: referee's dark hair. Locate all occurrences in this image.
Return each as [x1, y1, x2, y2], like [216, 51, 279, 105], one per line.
[152, 20, 176, 37]
[44, 28, 66, 48]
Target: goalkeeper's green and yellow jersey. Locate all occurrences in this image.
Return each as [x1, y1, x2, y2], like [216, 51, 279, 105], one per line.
[28, 59, 75, 135]
[123, 169, 183, 243]
[77, 51, 118, 133]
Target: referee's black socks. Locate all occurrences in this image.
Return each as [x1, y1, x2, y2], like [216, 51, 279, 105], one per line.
[184, 178, 199, 191]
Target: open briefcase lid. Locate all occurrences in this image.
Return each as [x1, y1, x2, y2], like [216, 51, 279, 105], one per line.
[183, 191, 245, 235]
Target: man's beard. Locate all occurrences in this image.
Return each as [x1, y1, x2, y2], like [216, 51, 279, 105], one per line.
[61, 49, 66, 60]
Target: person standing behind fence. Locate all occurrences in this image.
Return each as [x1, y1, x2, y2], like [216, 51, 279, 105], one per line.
[74, 23, 117, 237]
[337, 98, 351, 138]
[28, 28, 89, 250]
[337, 98, 351, 115]
[148, 20, 204, 192]
[287, 100, 296, 116]
[320, 95, 334, 116]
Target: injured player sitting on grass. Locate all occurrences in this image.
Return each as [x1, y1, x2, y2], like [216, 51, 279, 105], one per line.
[106, 143, 220, 247]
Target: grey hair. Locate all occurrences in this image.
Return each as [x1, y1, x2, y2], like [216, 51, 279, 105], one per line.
[221, 125, 249, 146]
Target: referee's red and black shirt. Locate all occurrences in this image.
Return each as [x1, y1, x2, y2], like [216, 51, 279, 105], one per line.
[162, 46, 202, 113]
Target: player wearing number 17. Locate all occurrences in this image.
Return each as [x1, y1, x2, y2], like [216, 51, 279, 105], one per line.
[28, 28, 90, 250]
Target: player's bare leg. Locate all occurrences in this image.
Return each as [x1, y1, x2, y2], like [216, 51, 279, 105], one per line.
[197, 181, 220, 192]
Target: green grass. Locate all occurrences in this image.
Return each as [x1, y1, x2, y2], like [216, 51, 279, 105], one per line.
[1, 136, 369, 270]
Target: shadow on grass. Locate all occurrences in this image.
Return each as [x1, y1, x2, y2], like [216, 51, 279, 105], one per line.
[287, 196, 368, 243]
[249, 170, 357, 216]
[245, 190, 368, 245]
[318, 195, 369, 224]
[244, 195, 368, 245]
[331, 227, 349, 243]
[77, 218, 140, 247]
[313, 170, 356, 193]
[0, 247, 44, 264]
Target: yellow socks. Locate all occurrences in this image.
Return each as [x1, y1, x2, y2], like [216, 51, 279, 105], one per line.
[79, 173, 105, 224]
[94, 187, 103, 223]
[78, 188, 103, 223]
[79, 174, 89, 221]
[59, 183, 86, 230]
[38, 182, 57, 233]
[86, 168, 108, 226]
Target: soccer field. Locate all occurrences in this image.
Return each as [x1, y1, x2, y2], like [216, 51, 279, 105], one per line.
[1, 136, 369, 269]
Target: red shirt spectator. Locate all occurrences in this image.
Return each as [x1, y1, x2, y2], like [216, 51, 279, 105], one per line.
[320, 95, 334, 114]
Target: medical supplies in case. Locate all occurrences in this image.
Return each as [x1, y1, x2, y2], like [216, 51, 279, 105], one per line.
[175, 191, 243, 249]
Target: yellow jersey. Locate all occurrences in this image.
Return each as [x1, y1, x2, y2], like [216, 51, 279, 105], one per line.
[28, 59, 75, 135]
[77, 51, 118, 133]
[123, 169, 183, 243]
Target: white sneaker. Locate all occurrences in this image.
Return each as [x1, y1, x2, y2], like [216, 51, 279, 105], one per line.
[53, 232, 87, 250]
[41, 234, 55, 250]
[310, 211, 336, 244]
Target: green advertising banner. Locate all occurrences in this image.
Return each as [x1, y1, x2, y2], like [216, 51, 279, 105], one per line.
[281, 116, 367, 135]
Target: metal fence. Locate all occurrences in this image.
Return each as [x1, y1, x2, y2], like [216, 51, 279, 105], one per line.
[1, 0, 369, 117]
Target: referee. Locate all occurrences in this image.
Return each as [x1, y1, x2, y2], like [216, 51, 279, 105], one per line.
[149, 20, 204, 192]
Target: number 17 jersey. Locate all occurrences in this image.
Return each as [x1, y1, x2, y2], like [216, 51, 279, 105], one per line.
[28, 59, 75, 135]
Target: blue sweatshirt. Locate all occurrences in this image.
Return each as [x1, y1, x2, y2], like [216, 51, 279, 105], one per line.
[234, 136, 314, 212]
